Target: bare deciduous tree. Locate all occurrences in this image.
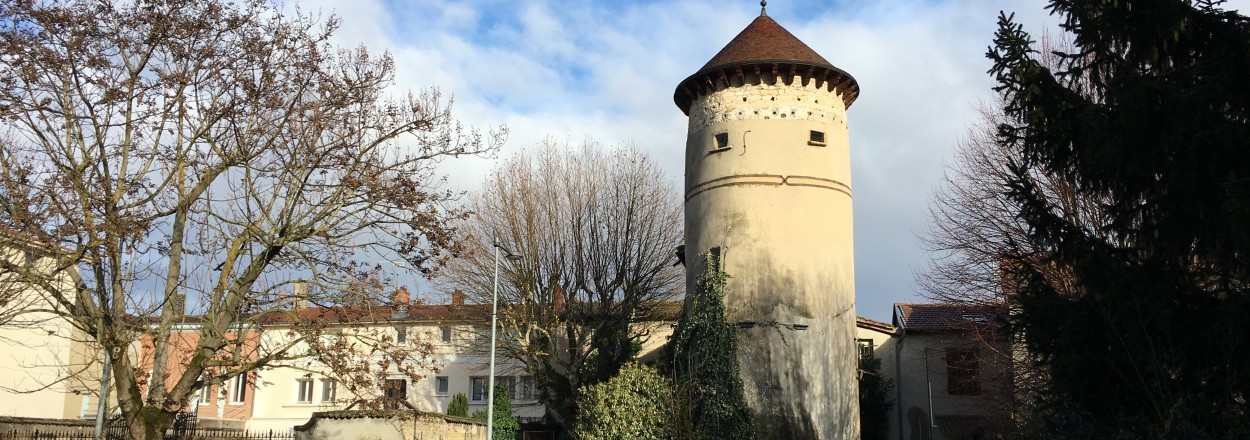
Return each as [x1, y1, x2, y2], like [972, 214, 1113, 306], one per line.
[0, 0, 501, 438]
[437, 140, 683, 430]
[916, 37, 1106, 437]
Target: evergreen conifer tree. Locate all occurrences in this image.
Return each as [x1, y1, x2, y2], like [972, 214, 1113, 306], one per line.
[448, 393, 470, 417]
[989, 1, 1250, 437]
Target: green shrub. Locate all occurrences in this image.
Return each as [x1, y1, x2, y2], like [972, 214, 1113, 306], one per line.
[573, 363, 674, 440]
[447, 392, 469, 417]
[470, 387, 519, 440]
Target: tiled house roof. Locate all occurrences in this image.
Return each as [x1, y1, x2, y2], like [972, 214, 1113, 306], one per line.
[255, 299, 686, 326]
[893, 303, 1001, 333]
[856, 316, 898, 335]
[254, 303, 489, 326]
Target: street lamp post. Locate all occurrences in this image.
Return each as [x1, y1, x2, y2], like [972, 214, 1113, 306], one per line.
[488, 242, 521, 440]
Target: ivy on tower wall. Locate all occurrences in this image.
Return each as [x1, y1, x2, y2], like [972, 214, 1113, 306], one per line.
[665, 251, 755, 439]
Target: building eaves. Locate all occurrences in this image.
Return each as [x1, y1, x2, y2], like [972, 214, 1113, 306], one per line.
[855, 316, 898, 336]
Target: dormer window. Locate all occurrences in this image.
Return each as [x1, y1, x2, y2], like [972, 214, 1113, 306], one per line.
[712, 132, 731, 152]
[808, 130, 826, 146]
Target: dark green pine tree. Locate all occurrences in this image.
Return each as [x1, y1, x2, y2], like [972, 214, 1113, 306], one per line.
[989, 1, 1250, 438]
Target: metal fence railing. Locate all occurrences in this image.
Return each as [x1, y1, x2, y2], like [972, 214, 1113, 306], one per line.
[0, 429, 295, 440]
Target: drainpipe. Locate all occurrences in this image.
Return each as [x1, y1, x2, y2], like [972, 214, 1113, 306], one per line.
[894, 331, 904, 440]
[924, 349, 936, 432]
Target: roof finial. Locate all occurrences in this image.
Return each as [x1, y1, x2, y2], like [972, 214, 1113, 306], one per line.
[760, 0, 768, 16]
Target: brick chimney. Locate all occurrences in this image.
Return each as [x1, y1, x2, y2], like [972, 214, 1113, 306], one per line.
[553, 286, 565, 312]
[291, 281, 310, 311]
[450, 290, 467, 306]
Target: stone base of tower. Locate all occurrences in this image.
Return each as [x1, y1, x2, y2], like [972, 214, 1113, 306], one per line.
[736, 308, 860, 439]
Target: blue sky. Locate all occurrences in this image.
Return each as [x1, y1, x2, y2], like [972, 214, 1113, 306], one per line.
[287, 0, 1249, 321]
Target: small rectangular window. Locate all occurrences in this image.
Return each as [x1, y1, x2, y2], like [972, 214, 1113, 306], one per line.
[470, 376, 487, 402]
[857, 339, 875, 359]
[518, 376, 537, 401]
[199, 384, 212, 404]
[396, 326, 407, 345]
[384, 379, 408, 410]
[321, 379, 337, 402]
[496, 376, 516, 400]
[296, 379, 313, 403]
[808, 130, 826, 146]
[435, 376, 449, 395]
[440, 326, 452, 343]
[946, 347, 981, 396]
[712, 132, 730, 151]
[229, 375, 247, 403]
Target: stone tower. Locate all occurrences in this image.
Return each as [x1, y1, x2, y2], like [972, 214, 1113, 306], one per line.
[674, 3, 860, 438]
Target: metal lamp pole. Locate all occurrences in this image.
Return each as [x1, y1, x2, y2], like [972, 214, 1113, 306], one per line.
[488, 244, 500, 440]
[487, 243, 520, 440]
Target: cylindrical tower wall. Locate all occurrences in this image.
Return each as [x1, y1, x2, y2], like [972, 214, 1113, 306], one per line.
[683, 75, 859, 439]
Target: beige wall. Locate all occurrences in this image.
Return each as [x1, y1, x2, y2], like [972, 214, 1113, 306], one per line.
[250, 322, 552, 431]
[683, 76, 858, 438]
[891, 331, 1010, 440]
[0, 248, 87, 419]
[856, 323, 900, 440]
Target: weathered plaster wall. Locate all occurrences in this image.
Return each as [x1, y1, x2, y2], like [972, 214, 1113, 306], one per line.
[683, 77, 859, 439]
[294, 411, 485, 440]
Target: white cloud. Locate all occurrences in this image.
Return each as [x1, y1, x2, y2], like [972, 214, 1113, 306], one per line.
[286, 0, 1247, 320]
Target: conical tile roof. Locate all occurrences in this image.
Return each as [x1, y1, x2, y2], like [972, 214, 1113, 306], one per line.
[699, 14, 833, 73]
[673, 12, 858, 114]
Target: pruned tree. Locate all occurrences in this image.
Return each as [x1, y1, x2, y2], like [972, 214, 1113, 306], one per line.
[0, 0, 501, 438]
[436, 140, 683, 431]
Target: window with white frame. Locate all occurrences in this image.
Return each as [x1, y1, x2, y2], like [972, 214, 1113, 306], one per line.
[383, 379, 407, 410]
[320, 379, 337, 403]
[440, 326, 452, 343]
[496, 376, 516, 400]
[470, 376, 486, 402]
[198, 384, 212, 404]
[229, 375, 246, 403]
[435, 376, 449, 395]
[296, 378, 314, 403]
[517, 376, 537, 401]
[396, 325, 407, 345]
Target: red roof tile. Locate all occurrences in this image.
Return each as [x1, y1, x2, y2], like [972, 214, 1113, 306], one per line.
[856, 316, 898, 335]
[255, 303, 489, 326]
